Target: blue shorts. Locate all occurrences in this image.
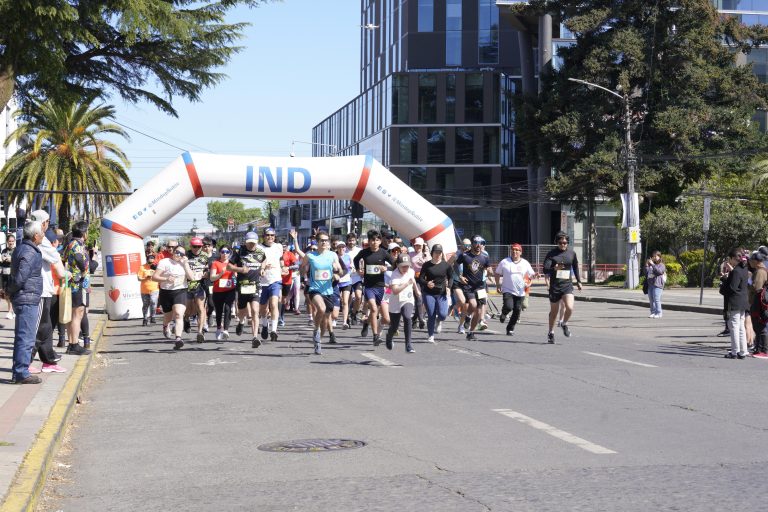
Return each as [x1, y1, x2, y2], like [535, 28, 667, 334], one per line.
[259, 282, 282, 304]
[332, 286, 341, 308]
[364, 287, 385, 305]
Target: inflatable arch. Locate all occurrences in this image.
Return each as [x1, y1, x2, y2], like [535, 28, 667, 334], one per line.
[100, 153, 458, 319]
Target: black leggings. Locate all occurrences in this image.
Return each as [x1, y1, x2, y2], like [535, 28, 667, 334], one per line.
[213, 290, 236, 330]
[501, 293, 525, 328]
[388, 303, 414, 343]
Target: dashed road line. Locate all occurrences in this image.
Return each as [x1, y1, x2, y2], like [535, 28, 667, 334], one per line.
[493, 409, 617, 454]
[191, 358, 238, 366]
[360, 353, 402, 367]
[582, 351, 658, 368]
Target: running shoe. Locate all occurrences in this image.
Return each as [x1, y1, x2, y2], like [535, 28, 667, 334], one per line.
[478, 322, 488, 331]
[500, 314, 507, 323]
[724, 352, 736, 359]
[466, 332, 476, 341]
[342, 322, 350, 330]
[183, 320, 191, 333]
[418, 320, 425, 329]
[506, 327, 515, 336]
[41, 363, 67, 373]
[329, 332, 337, 344]
[406, 344, 415, 353]
[173, 337, 184, 350]
[361, 321, 369, 338]
[314, 342, 322, 355]
[163, 325, 172, 339]
[14, 375, 41, 384]
[222, 330, 230, 340]
[458, 325, 466, 335]
[252, 337, 261, 349]
[142, 318, 148, 327]
[548, 332, 555, 344]
[753, 352, 768, 359]
[562, 324, 571, 337]
[556, 320, 561, 327]
[196, 333, 205, 343]
[427, 335, 435, 343]
[737, 353, 747, 359]
[150, 317, 157, 324]
[270, 331, 278, 342]
[66, 344, 91, 356]
[202, 323, 209, 332]
[436, 321, 442, 334]
[717, 329, 730, 337]
[261, 325, 269, 340]
[463, 317, 471, 329]
[236, 322, 244, 336]
[385, 334, 394, 351]
[215, 330, 223, 341]
[373, 334, 382, 346]
[28, 366, 42, 374]
[278, 319, 285, 327]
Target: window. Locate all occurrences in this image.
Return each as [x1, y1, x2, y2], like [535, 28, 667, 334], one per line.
[483, 128, 499, 164]
[427, 129, 446, 164]
[393, 74, 409, 123]
[446, 0, 462, 66]
[456, 127, 474, 164]
[409, 167, 427, 191]
[478, 0, 499, 64]
[465, 73, 483, 123]
[418, 0, 434, 32]
[446, 74, 456, 123]
[418, 74, 437, 123]
[399, 128, 418, 164]
[436, 168, 455, 192]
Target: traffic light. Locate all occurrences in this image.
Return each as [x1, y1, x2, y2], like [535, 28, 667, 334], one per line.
[351, 201, 364, 219]
[290, 206, 301, 227]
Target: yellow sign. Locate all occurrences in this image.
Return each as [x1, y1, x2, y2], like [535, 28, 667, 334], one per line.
[628, 227, 641, 244]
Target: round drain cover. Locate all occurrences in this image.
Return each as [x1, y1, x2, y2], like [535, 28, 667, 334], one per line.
[258, 438, 367, 453]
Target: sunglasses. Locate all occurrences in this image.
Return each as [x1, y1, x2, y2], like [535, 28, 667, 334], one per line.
[220, 249, 231, 254]
[264, 233, 275, 237]
[318, 239, 330, 242]
[168, 246, 178, 250]
[174, 251, 185, 256]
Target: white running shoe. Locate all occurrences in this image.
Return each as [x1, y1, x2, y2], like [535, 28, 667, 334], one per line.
[215, 330, 223, 341]
[458, 325, 466, 335]
[222, 330, 230, 340]
[427, 335, 435, 343]
[5, 311, 14, 319]
[436, 321, 443, 334]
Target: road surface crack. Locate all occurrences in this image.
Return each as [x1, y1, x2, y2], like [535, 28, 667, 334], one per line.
[416, 474, 492, 511]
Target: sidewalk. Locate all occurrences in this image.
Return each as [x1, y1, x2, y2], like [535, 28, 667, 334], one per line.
[0, 273, 106, 512]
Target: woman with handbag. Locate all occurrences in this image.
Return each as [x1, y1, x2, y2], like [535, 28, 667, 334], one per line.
[646, 251, 666, 319]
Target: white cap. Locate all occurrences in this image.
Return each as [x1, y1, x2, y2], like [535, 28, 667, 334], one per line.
[30, 210, 50, 223]
[413, 237, 425, 246]
[387, 242, 400, 250]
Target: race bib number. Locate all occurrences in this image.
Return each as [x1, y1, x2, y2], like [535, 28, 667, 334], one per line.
[399, 289, 414, 301]
[556, 269, 571, 280]
[218, 278, 233, 288]
[193, 271, 203, 281]
[476, 288, 487, 300]
[365, 264, 382, 275]
[314, 269, 332, 281]
[240, 284, 257, 295]
[2, 268, 9, 275]
[208, 286, 213, 295]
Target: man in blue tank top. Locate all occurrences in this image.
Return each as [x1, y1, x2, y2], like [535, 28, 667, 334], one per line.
[300, 233, 343, 355]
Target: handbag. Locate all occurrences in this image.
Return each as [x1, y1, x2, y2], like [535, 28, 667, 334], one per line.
[59, 277, 72, 324]
[642, 277, 649, 295]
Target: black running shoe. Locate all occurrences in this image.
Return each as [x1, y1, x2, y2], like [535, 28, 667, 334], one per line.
[506, 327, 515, 336]
[385, 335, 394, 350]
[418, 320, 425, 329]
[252, 337, 261, 349]
[500, 314, 507, 324]
[196, 333, 205, 343]
[329, 332, 337, 344]
[548, 332, 555, 344]
[361, 321, 369, 338]
[373, 334, 382, 346]
[66, 344, 91, 356]
[463, 317, 471, 329]
[173, 337, 184, 350]
[260, 325, 269, 340]
[466, 332, 476, 341]
[270, 331, 278, 342]
[562, 324, 571, 337]
[142, 318, 148, 327]
[183, 320, 191, 334]
[236, 322, 244, 336]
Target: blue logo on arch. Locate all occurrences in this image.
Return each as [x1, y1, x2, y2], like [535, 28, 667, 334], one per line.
[245, 166, 311, 194]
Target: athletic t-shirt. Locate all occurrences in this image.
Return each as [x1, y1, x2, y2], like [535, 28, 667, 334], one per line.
[259, 243, 284, 286]
[346, 246, 362, 284]
[233, 247, 265, 293]
[282, 250, 298, 286]
[185, 251, 210, 292]
[338, 253, 352, 285]
[388, 267, 416, 310]
[543, 248, 580, 292]
[495, 257, 535, 296]
[419, 260, 453, 296]
[211, 260, 236, 292]
[307, 251, 336, 295]
[353, 247, 395, 288]
[156, 258, 187, 291]
[457, 251, 491, 289]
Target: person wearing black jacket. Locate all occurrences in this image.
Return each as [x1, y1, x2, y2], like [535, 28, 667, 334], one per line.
[724, 248, 750, 359]
[418, 244, 453, 343]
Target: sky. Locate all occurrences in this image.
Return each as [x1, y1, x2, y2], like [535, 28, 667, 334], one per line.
[111, 0, 361, 234]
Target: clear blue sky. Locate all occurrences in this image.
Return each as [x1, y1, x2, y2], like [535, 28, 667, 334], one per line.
[112, 0, 360, 233]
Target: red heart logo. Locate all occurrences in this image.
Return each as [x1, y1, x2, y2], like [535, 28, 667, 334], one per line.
[109, 288, 120, 302]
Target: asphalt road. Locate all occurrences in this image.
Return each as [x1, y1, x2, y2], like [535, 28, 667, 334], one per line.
[39, 299, 768, 511]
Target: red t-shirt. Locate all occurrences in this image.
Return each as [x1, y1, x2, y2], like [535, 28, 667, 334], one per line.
[211, 260, 235, 292]
[282, 250, 297, 286]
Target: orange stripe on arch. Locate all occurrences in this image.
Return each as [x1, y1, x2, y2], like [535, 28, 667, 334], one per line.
[352, 154, 373, 202]
[416, 217, 453, 242]
[182, 152, 204, 198]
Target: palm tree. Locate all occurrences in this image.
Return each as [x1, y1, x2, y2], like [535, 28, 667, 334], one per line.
[1, 98, 131, 231]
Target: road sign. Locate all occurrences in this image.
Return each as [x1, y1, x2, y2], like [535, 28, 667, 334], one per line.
[227, 217, 234, 228]
[703, 197, 711, 232]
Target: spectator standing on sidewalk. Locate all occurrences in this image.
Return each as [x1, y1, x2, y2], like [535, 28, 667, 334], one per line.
[748, 251, 768, 358]
[723, 248, 749, 359]
[10, 221, 44, 384]
[1, 234, 16, 319]
[645, 251, 666, 319]
[719, 255, 734, 336]
[138, 253, 159, 325]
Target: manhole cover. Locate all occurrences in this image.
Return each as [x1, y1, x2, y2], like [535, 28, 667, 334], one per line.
[257, 439, 367, 453]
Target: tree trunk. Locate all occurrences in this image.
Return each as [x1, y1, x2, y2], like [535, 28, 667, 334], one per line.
[58, 194, 71, 233]
[0, 65, 15, 110]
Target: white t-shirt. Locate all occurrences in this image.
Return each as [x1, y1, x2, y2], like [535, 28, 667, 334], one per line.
[156, 258, 187, 291]
[39, 237, 61, 298]
[388, 268, 416, 310]
[346, 246, 362, 284]
[495, 257, 535, 296]
[259, 243, 284, 286]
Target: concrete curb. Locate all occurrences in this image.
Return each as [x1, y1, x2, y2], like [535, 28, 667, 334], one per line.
[528, 291, 722, 315]
[0, 316, 107, 512]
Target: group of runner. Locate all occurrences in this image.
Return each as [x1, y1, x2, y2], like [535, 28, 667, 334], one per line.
[139, 228, 583, 351]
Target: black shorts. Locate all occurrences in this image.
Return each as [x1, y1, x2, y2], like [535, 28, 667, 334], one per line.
[159, 288, 187, 313]
[309, 291, 334, 312]
[350, 281, 363, 293]
[463, 285, 487, 305]
[237, 293, 259, 309]
[71, 288, 86, 308]
[282, 283, 293, 296]
[549, 285, 574, 304]
[187, 287, 206, 301]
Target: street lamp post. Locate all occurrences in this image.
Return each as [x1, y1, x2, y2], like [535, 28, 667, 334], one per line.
[567, 77, 640, 290]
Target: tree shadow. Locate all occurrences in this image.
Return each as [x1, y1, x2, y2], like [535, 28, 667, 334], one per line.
[639, 344, 724, 358]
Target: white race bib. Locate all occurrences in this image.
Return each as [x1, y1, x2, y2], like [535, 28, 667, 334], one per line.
[2, 268, 9, 275]
[365, 264, 382, 275]
[240, 284, 257, 295]
[398, 289, 414, 302]
[556, 269, 571, 280]
[476, 288, 487, 299]
[193, 271, 203, 281]
[218, 278, 233, 288]
[314, 269, 332, 281]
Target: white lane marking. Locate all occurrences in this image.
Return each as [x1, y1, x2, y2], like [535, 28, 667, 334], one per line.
[582, 351, 658, 368]
[493, 409, 617, 455]
[192, 358, 238, 366]
[360, 353, 402, 367]
[449, 348, 482, 358]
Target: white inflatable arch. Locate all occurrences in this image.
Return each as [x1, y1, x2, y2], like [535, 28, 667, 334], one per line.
[101, 152, 457, 319]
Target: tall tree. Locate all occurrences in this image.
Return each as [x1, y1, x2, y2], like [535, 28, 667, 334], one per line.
[0, 0, 271, 115]
[1, 98, 131, 232]
[511, 0, 768, 212]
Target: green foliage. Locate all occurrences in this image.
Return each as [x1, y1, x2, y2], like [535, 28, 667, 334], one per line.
[660, 254, 684, 286]
[678, 249, 705, 273]
[206, 200, 263, 233]
[86, 219, 100, 249]
[512, 0, 768, 210]
[0, 0, 272, 116]
[0, 98, 131, 232]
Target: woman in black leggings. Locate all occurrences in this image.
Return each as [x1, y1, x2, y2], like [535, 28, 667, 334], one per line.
[209, 245, 237, 340]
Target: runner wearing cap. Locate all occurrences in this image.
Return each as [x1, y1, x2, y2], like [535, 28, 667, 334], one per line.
[300, 232, 343, 355]
[495, 243, 536, 335]
[353, 230, 396, 346]
[258, 227, 285, 342]
[184, 237, 211, 342]
[386, 254, 420, 353]
[379, 242, 401, 334]
[450, 238, 472, 332]
[152, 244, 197, 349]
[335, 240, 353, 329]
[345, 233, 364, 325]
[543, 231, 582, 343]
[452, 235, 492, 341]
[419, 244, 453, 343]
[280, 236, 300, 326]
[230, 231, 266, 347]
[410, 237, 428, 329]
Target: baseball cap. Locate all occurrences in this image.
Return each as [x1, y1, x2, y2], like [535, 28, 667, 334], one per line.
[388, 242, 400, 251]
[190, 237, 203, 246]
[245, 231, 259, 242]
[335, 240, 346, 248]
[30, 210, 50, 223]
[263, 227, 276, 235]
[431, 244, 443, 254]
[472, 235, 485, 244]
[511, 243, 522, 251]
[413, 237, 425, 246]
[396, 254, 411, 266]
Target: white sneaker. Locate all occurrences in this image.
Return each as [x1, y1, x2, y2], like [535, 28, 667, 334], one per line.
[332, 320, 337, 327]
[427, 335, 435, 343]
[458, 325, 466, 335]
[222, 330, 230, 340]
[5, 311, 14, 319]
[649, 314, 656, 318]
[216, 330, 223, 341]
[436, 321, 443, 334]
[203, 323, 209, 333]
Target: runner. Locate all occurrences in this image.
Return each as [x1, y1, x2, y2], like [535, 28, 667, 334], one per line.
[301, 232, 343, 355]
[335, 240, 353, 329]
[451, 238, 471, 332]
[452, 235, 492, 341]
[184, 237, 211, 342]
[209, 245, 237, 340]
[418, 244, 452, 343]
[345, 232, 363, 325]
[230, 232, 265, 347]
[280, 237, 299, 326]
[138, 253, 159, 326]
[258, 227, 285, 342]
[152, 245, 196, 349]
[386, 254, 420, 353]
[410, 237, 428, 329]
[542, 231, 582, 344]
[353, 229, 395, 346]
[495, 243, 536, 335]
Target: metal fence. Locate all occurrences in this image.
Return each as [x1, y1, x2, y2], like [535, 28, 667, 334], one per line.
[484, 244, 624, 282]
